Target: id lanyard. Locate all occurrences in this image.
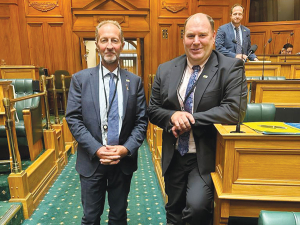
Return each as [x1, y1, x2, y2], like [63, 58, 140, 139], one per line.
[101, 64, 119, 131]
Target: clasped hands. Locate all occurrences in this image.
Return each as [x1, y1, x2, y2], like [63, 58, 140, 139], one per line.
[170, 111, 195, 138]
[96, 145, 128, 165]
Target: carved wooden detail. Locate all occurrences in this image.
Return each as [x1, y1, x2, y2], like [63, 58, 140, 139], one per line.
[96, 15, 125, 25]
[28, 0, 59, 12]
[94, 16, 129, 28]
[161, 1, 188, 13]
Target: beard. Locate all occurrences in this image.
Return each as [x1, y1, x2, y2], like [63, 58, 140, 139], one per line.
[102, 52, 118, 64]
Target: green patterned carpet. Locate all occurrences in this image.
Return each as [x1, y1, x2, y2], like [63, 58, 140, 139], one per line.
[22, 141, 166, 225]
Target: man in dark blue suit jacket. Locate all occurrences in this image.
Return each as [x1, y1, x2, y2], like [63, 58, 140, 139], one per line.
[215, 4, 258, 61]
[66, 20, 147, 225]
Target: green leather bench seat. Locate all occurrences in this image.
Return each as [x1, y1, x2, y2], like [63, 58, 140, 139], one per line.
[246, 76, 286, 80]
[0, 79, 43, 159]
[243, 103, 276, 122]
[258, 210, 300, 225]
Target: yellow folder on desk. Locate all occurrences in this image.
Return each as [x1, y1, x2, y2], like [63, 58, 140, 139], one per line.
[243, 122, 300, 135]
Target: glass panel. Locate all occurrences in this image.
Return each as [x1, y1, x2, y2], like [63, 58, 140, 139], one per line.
[249, 0, 300, 22]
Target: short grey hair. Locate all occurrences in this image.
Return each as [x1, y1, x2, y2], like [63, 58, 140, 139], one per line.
[95, 20, 124, 43]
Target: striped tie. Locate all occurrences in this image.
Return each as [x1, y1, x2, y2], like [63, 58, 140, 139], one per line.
[235, 27, 242, 54]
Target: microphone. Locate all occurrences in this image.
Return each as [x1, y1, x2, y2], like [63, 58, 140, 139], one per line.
[273, 32, 280, 54]
[262, 38, 272, 80]
[230, 67, 246, 133]
[243, 44, 258, 63]
[232, 39, 244, 61]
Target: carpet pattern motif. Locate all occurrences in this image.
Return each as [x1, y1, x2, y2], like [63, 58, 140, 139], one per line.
[22, 141, 166, 224]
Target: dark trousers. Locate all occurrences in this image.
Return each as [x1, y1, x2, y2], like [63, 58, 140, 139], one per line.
[164, 151, 213, 225]
[80, 163, 133, 225]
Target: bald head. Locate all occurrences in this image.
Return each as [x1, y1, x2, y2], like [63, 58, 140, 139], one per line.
[184, 13, 215, 34]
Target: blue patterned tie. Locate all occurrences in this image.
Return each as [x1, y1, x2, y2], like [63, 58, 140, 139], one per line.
[107, 72, 119, 145]
[177, 65, 200, 156]
[235, 27, 242, 54]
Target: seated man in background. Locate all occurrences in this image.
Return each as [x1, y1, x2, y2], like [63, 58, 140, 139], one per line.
[215, 4, 258, 61]
[283, 43, 293, 54]
[279, 47, 286, 54]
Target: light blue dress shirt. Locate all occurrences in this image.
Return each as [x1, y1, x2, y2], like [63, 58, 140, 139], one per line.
[231, 23, 243, 44]
[99, 65, 123, 145]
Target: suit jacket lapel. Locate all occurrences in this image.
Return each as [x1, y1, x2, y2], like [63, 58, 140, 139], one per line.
[168, 56, 187, 110]
[194, 51, 218, 111]
[120, 69, 128, 119]
[228, 23, 235, 49]
[89, 65, 101, 126]
[241, 25, 247, 51]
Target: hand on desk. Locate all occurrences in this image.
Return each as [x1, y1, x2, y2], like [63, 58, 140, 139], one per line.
[96, 145, 129, 165]
[171, 111, 195, 138]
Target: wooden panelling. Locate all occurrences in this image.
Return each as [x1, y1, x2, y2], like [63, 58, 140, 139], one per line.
[158, 0, 191, 19]
[176, 24, 185, 56]
[158, 24, 174, 64]
[0, 4, 22, 65]
[24, 0, 62, 17]
[270, 31, 294, 55]
[291, 65, 300, 79]
[48, 23, 68, 70]
[72, 0, 149, 10]
[27, 23, 46, 67]
[197, 5, 228, 31]
[250, 32, 266, 55]
[251, 80, 300, 108]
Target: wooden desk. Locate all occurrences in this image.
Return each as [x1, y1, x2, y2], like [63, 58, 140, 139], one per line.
[245, 62, 300, 79]
[0, 65, 40, 80]
[250, 80, 300, 107]
[256, 54, 300, 63]
[213, 124, 300, 225]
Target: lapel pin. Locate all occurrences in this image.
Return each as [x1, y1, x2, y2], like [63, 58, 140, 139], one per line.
[203, 75, 208, 78]
[126, 79, 130, 82]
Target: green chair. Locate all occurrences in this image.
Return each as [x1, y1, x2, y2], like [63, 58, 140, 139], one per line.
[243, 103, 276, 122]
[258, 210, 300, 225]
[246, 76, 286, 80]
[0, 79, 43, 161]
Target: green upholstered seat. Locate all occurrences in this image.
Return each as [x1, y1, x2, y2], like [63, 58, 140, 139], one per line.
[0, 79, 43, 160]
[243, 103, 276, 122]
[246, 76, 286, 80]
[258, 210, 300, 225]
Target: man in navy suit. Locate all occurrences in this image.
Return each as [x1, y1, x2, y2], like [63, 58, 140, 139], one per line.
[148, 13, 247, 225]
[215, 4, 258, 61]
[66, 20, 148, 225]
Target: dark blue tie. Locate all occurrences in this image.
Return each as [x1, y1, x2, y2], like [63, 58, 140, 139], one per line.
[107, 72, 119, 145]
[177, 65, 200, 156]
[235, 27, 242, 54]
